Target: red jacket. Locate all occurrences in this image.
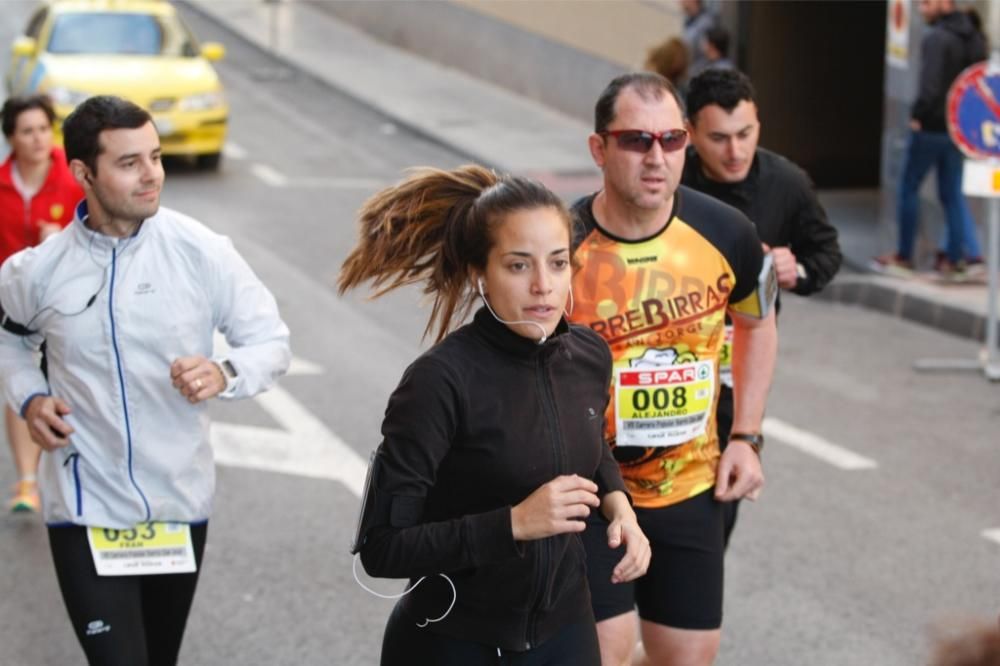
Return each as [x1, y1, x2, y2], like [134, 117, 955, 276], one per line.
[0, 147, 83, 265]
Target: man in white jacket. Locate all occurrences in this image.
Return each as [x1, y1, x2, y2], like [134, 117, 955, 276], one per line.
[0, 95, 290, 666]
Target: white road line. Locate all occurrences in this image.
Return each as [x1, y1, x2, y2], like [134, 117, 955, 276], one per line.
[212, 384, 367, 497]
[981, 529, 1000, 545]
[763, 417, 878, 470]
[251, 163, 289, 187]
[210, 343, 365, 496]
[222, 142, 248, 160]
[295, 177, 385, 190]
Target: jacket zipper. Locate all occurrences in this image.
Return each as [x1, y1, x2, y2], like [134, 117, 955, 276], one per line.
[64, 453, 82, 516]
[523, 353, 567, 649]
[109, 245, 151, 521]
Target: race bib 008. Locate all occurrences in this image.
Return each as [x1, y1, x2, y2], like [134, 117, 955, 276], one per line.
[615, 360, 715, 448]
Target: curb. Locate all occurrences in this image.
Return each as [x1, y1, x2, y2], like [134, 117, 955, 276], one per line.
[816, 275, 996, 343]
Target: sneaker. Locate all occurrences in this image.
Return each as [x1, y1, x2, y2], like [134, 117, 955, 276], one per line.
[936, 258, 970, 283]
[8, 479, 40, 513]
[965, 256, 986, 279]
[870, 253, 914, 277]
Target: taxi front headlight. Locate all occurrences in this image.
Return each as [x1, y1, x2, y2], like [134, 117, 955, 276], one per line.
[178, 91, 225, 112]
[47, 86, 90, 108]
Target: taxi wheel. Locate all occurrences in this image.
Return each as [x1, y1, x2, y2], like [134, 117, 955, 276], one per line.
[196, 152, 222, 171]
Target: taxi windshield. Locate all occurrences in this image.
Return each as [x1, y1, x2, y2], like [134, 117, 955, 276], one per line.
[46, 12, 197, 56]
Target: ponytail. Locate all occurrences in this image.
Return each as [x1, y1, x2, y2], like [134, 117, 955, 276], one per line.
[338, 164, 572, 342]
[338, 165, 499, 342]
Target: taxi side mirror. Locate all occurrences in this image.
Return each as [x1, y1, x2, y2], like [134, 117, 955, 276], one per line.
[11, 36, 37, 58]
[200, 42, 225, 61]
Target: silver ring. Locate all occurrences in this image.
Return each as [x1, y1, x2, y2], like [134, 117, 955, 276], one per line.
[194, 378, 203, 390]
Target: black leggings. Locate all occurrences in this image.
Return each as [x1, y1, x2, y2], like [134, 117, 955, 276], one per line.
[380, 601, 601, 666]
[47, 523, 208, 666]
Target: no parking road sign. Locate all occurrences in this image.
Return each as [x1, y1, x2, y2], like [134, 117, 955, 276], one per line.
[948, 58, 1000, 160]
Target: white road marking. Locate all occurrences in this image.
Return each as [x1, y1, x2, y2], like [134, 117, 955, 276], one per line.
[251, 163, 289, 187]
[294, 177, 385, 189]
[249, 163, 381, 190]
[763, 417, 878, 470]
[210, 343, 366, 497]
[981, 529, 1000, 545]
[222, 142, 248, 160]
[212, 384, 367, 498]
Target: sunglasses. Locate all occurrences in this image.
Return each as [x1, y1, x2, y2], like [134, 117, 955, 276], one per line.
[600, 129, 688, 153]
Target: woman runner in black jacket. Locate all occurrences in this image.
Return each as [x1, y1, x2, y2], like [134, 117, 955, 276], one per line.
[339, 165, 649, 665]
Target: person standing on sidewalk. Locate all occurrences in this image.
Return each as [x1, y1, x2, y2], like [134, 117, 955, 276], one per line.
[0, 95, 290, 666]
[341, 165, 648, 665]
[571, 72, 777, 666]
[873, 0, 987, 279]
[0, 94, 83, 512]
[681, 68, 841, 543]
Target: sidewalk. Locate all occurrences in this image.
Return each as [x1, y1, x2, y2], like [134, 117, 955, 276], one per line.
[183, 0, 999, 348]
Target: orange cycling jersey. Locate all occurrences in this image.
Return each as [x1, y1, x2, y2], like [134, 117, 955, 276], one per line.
[570, 187, 764, 508]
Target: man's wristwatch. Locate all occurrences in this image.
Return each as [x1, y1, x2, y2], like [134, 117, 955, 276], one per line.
[729, 432, 764, 455]
[794, 262, 809, 290]
[217, 359, 238, 387]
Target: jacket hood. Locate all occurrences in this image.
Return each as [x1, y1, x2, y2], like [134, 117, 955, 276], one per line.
[935, 10, 977, 39]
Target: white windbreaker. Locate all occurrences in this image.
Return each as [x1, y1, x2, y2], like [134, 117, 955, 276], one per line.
[0, 201, 291, 528]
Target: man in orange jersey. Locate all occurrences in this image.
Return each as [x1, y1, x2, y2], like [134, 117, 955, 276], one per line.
[570, 72, 777, 666]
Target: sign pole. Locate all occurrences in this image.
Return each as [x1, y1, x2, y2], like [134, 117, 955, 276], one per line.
[985, 196, 1000, 379]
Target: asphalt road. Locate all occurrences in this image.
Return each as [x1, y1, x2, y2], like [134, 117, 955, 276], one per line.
[1, 3, 999, 665]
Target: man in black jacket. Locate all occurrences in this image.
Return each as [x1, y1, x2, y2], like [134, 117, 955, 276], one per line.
[873, 0, 987, 278]
[682, 67, 842, 543]
[682, 68, 842, 297]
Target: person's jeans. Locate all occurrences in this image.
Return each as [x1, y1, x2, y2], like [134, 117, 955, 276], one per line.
[897, 130, 978, 263]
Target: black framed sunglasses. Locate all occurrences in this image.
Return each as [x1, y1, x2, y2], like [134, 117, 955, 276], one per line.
[600, 129, 688, 153]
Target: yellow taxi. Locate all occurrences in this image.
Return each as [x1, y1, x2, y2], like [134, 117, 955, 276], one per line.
[5, 0, 228, 169]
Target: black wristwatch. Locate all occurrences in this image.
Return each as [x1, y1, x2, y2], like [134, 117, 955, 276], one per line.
[729, 432, 764, 455]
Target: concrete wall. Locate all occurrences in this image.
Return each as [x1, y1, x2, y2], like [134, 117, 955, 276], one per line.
[304, 0, 685, 124]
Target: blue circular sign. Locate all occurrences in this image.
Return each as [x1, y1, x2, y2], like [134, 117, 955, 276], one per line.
[948, 61, 1000, 160]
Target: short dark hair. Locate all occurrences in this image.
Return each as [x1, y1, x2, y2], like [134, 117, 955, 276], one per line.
[704, 26, 730, 57]
[63, 95, 153, 173]
[686, 68, 756, 124]
[1, 94, 55, 138]
[594, 72, 685, 133]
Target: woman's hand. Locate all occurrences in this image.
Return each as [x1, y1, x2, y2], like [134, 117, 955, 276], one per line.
[511, 475, 600, 541]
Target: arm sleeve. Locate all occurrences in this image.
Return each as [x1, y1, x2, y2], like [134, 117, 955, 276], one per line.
[726, 218, 766, 305]
[0, 254, 49, 414]
[911, 32, 947, 123]
[787, 172, 842, 295]
[360, 357, 523, 579]
[208, 237, 291, 399]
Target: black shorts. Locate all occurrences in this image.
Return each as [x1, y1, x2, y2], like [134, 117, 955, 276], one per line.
[582, 489, 725, 630]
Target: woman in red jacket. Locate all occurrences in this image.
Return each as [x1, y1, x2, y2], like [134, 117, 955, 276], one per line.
[0, 94, 83, 512]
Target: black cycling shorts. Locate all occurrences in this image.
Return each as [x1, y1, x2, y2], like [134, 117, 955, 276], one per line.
[47, 522, 208, 666]
[582, 488, 725, 630]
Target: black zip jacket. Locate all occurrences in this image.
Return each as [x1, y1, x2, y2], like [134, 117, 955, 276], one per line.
[913, 11, 987, 132]
[357, 307, 627, 652]
[682, 146, 842, 296]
